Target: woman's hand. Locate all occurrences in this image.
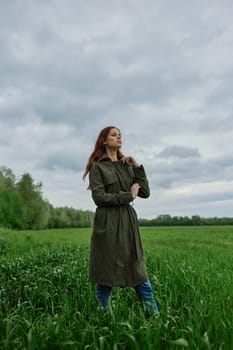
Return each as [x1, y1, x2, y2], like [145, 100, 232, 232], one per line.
[130, 183, 140, 199]
[122, 156, 140, 168]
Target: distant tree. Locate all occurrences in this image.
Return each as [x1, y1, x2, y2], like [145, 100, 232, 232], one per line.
[47, 206, 94, 229]
[0, 186, 25, 229]
[16, 173, 48, 229]
[192, 215, 201, 225]
[0, 167, 26, 229]
[0, 167, 16, 189]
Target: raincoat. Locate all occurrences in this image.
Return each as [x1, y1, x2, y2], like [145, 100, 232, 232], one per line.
[89, 155, 150, 287]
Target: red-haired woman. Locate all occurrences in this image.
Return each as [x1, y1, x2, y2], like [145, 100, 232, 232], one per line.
[83, 126, 159, 317]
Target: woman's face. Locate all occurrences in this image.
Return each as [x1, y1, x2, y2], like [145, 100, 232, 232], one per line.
[105, 128, 122, 149]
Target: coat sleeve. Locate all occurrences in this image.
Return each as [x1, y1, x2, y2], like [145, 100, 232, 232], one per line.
[89, 164, 134, 206]
[133, 165, 150, 198]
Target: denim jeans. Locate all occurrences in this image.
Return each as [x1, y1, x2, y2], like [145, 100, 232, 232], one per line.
[96, 280, 159, 316]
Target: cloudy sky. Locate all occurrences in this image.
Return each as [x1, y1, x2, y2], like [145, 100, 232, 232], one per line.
[1, 0, 233, 218]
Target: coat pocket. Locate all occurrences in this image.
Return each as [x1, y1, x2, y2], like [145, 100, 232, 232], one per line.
[101, 168, 118, 186]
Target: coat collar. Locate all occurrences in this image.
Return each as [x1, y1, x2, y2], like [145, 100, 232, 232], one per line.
[98, 153, 122, 162]
[98, 153, 110, 162]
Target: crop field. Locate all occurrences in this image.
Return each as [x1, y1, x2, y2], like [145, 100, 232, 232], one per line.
[0, 226, 233, 349]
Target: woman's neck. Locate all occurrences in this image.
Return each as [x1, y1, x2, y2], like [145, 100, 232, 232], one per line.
[106, 148, 118, 162]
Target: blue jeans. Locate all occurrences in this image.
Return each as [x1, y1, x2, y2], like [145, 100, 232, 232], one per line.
[96, 280, 159, 317]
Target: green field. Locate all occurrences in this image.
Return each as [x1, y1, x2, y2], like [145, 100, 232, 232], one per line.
[0, 226, 233, 349]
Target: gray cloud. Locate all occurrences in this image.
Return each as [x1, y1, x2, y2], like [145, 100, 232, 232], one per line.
[148, 152, 233, 189]
[158, 145, 200, 159]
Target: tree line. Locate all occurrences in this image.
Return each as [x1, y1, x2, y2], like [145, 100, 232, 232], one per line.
[0, 167, 94, 230]
[139, 214, 233, 226]
[1, 167, 232, 230]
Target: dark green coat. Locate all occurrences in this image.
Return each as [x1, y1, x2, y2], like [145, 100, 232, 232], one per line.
[89, 155, 150, 287]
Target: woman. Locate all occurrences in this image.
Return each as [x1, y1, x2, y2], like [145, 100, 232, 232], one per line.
[83, 126, 159, 317]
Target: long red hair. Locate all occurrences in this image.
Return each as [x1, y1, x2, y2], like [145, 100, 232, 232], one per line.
[83, 126, 124, 179]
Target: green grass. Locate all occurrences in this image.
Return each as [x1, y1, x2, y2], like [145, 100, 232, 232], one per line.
[0, 226, 233, 349]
